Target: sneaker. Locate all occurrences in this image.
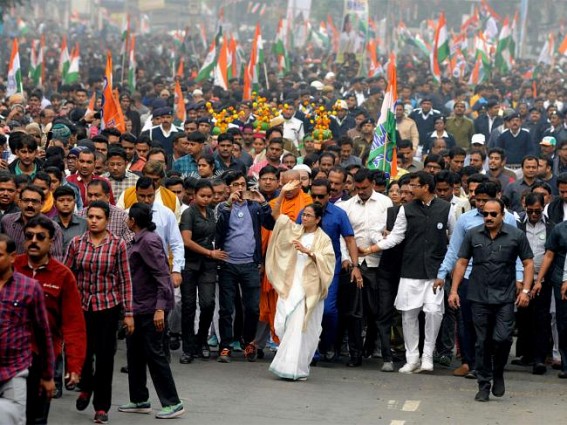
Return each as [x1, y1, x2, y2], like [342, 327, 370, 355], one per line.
[417, 358, 434, 373]
[156, 402, 185, 419]
[94, 410, 108, 424]
[76, 391, 91, 411]
[200, 344, 211, 360]
[118, 401, 152, 414]
[381, 361, 395, 372]
[207, 335, 219, 347]
[244, 343, 257, 362]
[399, 362, 420, 374]
[217, 348, 231, 363]
[230, 340, 243, 352]
[179, 353, 193, 364]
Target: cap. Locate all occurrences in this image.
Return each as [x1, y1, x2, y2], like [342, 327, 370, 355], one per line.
[192, 89, 203, 97]
[153, 107, 173, 117]
[360, 118, 375, 126]
[486, 99, 499, 108]
[504, 111, 520, 121]
[51, 123, 72, 141]
[540, 136, 557, 147]
[369, 87, 382, 96]
[310, 81, 324, 91]
[471, 134, 486, 145]
[293, 164, 312, 175]
[322, 85, 334, 94]
[68, 145, 88, 157]
[197, 117, 212, 125]
[270, 115, 285, 128]
[335, 100, 348, 110]
[324, 72, 336, 80]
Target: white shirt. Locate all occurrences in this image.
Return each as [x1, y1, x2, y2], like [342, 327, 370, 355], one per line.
[283, 117, 304, 148]
[337, 191, 393, 267]
[150, 202, 185, 273]
[377, 200, 456, 251]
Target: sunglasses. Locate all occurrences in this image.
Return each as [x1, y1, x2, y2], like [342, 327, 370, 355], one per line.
[311, 194, 327, 199]
[526, 209, 543, 215]
[482, 211, 499, 218]
[24, 232, 48, 241]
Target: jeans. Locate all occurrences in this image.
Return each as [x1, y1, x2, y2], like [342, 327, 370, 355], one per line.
[471, 302, 514, 391]
[0, 369, 28, 425]
[457, 279, 476, 367]
[218, 262, 260, 349]
[26, 355, 50, 424]
[81, 306, 120, 413]
[181, 267, 216, 355]
[319, 274, 339, 353]
[126, 314, 180, 407]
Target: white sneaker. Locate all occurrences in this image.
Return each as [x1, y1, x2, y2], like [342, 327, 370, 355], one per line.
[417, 357, 434, 372]
[381, 361, 395, 372]
[399, 362, 420, 374]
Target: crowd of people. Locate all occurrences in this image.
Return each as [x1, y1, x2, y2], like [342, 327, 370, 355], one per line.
[3, 13, 567, 425]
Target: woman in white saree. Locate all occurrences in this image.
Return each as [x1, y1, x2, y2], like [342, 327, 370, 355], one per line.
[266, 192, 335, 381]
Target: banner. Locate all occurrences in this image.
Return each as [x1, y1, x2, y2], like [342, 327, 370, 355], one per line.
[337, 0, 368, 63]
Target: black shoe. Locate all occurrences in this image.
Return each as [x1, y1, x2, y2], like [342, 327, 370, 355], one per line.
[465, 370, 478, 379]
[76, 392, 91, 411]
[492, 376, 505, 397]
[533, 363, 547, 375]
[120, 365, 128, 374]
[346, 356, 362, 367]
[511, 357, 533, 366]
[474, 390, 490, 402]
[53, 385, 63, 399]
[169, 333, 181, 351]
[558, 371, 567, 379]
[324, 350, 336, 362]
[179, 353, 194, 364]
[257, 348, 265, 360]
[201, 344, 211, 359]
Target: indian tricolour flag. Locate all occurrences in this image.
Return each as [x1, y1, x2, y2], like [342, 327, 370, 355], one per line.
[64, 44, 80, 84]
[7, 39, 23, 96]
[368, 52, 397, 178]
[495, 17, 513, 73]
[59, 36, 70, 81]
[128, 35, 136, 92]
[273, 18, 290, 75]
[431, 12, 450, 83]
[558, 34, 567, 58]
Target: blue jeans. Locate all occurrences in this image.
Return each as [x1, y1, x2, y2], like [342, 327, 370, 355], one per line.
[218, 262, 260, 349]
[319, 274, 339, 353]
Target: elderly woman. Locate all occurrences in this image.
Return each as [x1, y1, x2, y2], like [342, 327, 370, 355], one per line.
[265, 189, 335, 381]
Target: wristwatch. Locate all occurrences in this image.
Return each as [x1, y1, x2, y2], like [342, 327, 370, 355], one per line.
[522, 289, 530, 295]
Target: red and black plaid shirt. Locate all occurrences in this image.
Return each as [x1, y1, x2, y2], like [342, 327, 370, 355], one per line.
[0, 272, 54, 382]
[64, 232, 133, 316]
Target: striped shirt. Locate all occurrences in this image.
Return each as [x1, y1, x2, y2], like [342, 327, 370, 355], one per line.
[0, 272, 54, 382]
[64, 232, 133, 316]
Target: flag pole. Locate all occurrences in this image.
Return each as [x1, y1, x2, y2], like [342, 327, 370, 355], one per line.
[263, 63, 270, 91]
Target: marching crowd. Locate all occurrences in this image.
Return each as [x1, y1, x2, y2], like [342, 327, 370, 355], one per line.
[3, 30, 567, 424]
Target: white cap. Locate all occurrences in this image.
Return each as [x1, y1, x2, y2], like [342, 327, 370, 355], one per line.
[325, 72, 336, 80]
[192, 89, 203, 97]
[335, 100, 348, 110]
[293, 164, 312, 175]
[471, 133, 486, 145]
[310, 81, 324, 91]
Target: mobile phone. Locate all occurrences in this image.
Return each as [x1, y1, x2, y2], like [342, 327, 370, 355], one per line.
[241, 190, 254, 200]
[2, 150, 10, 161]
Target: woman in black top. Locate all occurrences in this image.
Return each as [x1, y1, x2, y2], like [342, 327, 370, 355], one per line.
[179, 180, 227, 363]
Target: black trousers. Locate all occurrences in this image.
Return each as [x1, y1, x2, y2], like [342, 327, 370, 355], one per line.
[26, 354, 50, 425]
[181, 267, 216, 355]
[126, 314, 180, 407]
[515, 282, 552, 363]
[361, 264, 380, 355]
[81, 305, 120, 413]
[375, 268, 399, 361]
[436, 279, 456, 357]
[336, 268, 363, 357]
[471, 302, 514, 390]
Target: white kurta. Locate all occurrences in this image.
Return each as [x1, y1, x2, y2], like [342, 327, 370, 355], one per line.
[394, 278, 444, 314]
[269, 233, 324, 380]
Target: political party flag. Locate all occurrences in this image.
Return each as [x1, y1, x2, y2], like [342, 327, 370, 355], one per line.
[7, 38, 23, 96]
[174, 80, 186, 124]
[368, 52, 397, 178]
[101, 52, 125, 132]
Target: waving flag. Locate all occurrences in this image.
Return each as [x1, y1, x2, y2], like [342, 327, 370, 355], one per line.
[128, 35, 136, 92]
[59, 36, 70, 81]
[64, 44, 80, 84]
[537, 33, 555, 65]
[174, 80, 186, 124]
[29, 38, 43, 86]
[559, 34, 567, 58]
[273, 18, 290, 75]
[495, 17, 513, 73]
[431, 12, 450, 83]
[101, 52, 125, 132]
[213, 40, 229, 90]
[243, 23, 262, 100]
[368, 53, 397, 178]
[7, 39, 22, 96]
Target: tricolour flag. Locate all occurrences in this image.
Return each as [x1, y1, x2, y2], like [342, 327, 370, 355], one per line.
[468, 53, 487, 85]
[368, 52, 397, 178]
[431, 12, 450, 83]
[537, 33, 555, 65]
[128, 35, 136, 92]
[120, 14, 130, 56]
[59, 36, 70, 81]
[29, 39, 41, 86]
[64, 44, 80, 84]
[243, 24, 262, 100]
[213, 39, 229, 90]
[101, 52, 125, 133]
[558, 34, 567, 57]
[195, 42, 217, 82]
[7, 38, 23, 96]
[273, 18, 290, 75]
[495, 17, 513, 73]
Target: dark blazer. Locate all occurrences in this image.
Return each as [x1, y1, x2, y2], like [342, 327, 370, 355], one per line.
[474, 114, 504, 141]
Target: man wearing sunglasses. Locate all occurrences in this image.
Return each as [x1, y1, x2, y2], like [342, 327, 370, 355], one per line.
[449, 198, 534, 402]
[14, 215, 86, 424]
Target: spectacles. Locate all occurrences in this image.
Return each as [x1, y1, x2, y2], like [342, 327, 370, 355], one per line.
[482, 211, 499, 217]
[526, 209, 543, 215]
[302, 212, 315, 218]
[21, 198, 41, 205]
[312, 193, 327, 199]
[24, 231, 47, 241]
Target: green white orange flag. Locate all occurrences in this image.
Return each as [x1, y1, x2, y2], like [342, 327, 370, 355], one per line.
[7, 38, 22, 96]
[213, 39, 229, 90]
[101, 52, 125, 132]
[273, 18, 290, 75]
[495, 17, 513, 73]
[430, 12, 450, 83]
[64, 44, 80, 84]
[243, 24, 262, 100]
[368, 52, 397, 178]
[195, 41, 217, 82]
[558, 34, 567, 57]
[29, 38, 42, 86]
[120, 14, 130, 56]
[128, 35, 136, 92]
[537, 33, 555, 65]
[59, 36, 70, 81]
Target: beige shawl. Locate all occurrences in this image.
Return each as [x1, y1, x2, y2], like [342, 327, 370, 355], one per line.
[265, 215, 336, 330]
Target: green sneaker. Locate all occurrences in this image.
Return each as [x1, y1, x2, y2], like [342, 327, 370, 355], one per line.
[118, 401, 152, 414]
[156, 402, 185, 419]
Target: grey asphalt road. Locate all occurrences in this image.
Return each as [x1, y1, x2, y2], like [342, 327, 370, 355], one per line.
[48, 342, 567, 425]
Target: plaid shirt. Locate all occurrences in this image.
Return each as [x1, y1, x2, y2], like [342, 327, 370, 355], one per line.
[173, 154, 199, 178]
[78, 205, 134, 246]
[0, 271, 55, 382]
[103, 171, 139, 200]
[0, 212, 64, 261]
[64, 232, 134, 316]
